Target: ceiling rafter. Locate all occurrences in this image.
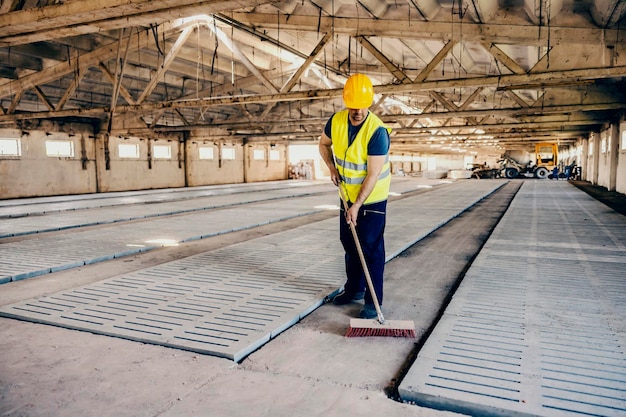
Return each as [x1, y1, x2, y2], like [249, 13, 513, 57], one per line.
[506, 90, 531, 108]
[7, 89, 22, 114]
[98, 63, 137, 106]
[227, 12, 624, 46]
[1, 2, 624, 155]
[0, 23, 174, 99]
[413, 40, 457, 83]
[2, 65, 624, 124]
[357, 36, 411, 84]
[55, 71, 88, 111]
[480, 42, 526, 75]
[137, 26, 196, 103]
[208, 19, 280, 95]
[395, 118, 603, 134]
[0, 0, 275, 46]
[258, 31, 334, 121]
[32, 86, 55, 111]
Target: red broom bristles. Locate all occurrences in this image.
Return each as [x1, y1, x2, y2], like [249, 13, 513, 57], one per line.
[345, 326, 416, 338]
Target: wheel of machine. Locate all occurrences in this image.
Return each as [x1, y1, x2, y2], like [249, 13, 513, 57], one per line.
[505, 167, 518, 179]
[535, 167, 549, 179]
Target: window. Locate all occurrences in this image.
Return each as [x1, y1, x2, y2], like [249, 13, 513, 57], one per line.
[253, 149, 265, 160]
[269, 150, 280, 161]
[601, 137, 607, 154]
[119, 143, 140, 158]
[588, 139, 594, 156]
[153, 144, 171, 159]
[622, 130, 626, 151]
[199, 146, 214, 160]
[0, 138, 21, 156]
[46, 140, 74, 157]
[221, 146, 235, 160]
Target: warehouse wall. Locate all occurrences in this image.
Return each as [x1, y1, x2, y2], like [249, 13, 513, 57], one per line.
[244, 143, 288, 183]
[96, 135, 186, 193]
[186, 138, 245, 186]
[0, 126, 97, 198]
[2, 121, 624, 199]
[596, 126, 617, 191]
[0, 126, 289, 199]
[579, 119, 625, 193]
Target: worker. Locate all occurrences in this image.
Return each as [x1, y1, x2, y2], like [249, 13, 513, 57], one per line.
[318, 73, 392, 320]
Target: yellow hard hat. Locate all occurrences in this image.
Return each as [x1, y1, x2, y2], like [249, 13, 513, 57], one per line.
[342, 73, 374, 109]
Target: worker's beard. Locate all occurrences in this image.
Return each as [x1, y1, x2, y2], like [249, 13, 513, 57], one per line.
[349, 110, 367, 125]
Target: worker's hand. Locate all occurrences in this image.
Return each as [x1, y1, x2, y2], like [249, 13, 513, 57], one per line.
[345, 203, 360, 226]
[329, 167, 340, 186]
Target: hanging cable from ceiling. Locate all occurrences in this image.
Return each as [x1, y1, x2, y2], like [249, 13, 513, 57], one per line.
[277, 9, 283, 83]
[149, 24, 164, 56]
[347, 35, 351, 74]
[210, 19, 219, 76]
[546, 0, 551, 69]
[196, 23, 201, 101]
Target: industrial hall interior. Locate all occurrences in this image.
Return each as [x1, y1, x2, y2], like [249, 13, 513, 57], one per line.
[1, 0, 625, 416]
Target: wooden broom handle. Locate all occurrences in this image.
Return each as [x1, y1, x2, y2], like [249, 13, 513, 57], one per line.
[338, 184, 385, 322]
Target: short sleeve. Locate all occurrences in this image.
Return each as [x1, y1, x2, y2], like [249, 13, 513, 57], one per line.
[324, 117, 332, 138]
[367, 127, 390, 155]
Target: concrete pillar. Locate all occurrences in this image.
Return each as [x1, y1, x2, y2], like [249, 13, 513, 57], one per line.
[94, 132, 107, 193]
[592, 132, 600, 185]
[608, 123, 619, 191]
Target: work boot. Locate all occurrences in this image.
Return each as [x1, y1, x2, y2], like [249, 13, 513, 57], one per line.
[332, 291, 365, 305]
[359, 304, 378, 319]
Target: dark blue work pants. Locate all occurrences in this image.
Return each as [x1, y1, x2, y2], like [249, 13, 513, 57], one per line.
[339, 199, 387, 306]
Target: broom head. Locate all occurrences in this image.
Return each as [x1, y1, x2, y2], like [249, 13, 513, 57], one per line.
[346, 318, 416, 338]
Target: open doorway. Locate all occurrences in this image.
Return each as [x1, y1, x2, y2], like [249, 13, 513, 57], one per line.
[288, 144, 322, 179]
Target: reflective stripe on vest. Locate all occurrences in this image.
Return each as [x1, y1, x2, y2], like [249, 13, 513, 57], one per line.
[331, 109, 391, 204]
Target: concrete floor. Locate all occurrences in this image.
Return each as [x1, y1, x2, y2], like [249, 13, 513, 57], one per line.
[0, 179, 622, 417]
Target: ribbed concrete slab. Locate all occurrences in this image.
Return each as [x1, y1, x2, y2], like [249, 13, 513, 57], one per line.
[399, 181, 626, 417]
[0, 192, 336, 283]
[0, 228, 345, 362]
[0, 182, 334, 237]
[0, 177, 432, 238]
[0, 180, 324, 219]
[0, 180, 505, 360]
[0, 178, 484, 284]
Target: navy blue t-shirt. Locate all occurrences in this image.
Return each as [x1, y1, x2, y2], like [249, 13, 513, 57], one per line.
[324, 112, 390, 155]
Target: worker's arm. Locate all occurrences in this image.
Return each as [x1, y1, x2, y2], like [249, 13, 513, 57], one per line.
[319, 132, 340, 186]
[345, 154, 386, 226]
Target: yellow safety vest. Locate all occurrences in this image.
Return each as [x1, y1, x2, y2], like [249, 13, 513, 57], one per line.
[331, 110, 391, 204]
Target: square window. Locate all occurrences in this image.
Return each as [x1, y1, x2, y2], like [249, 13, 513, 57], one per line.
[153, 144, 171, 159]
[269, 150, 280, 161]
[0, 138, 21, 156]
[221, 147, 235, 160]
[119, 143, 140, 158]
[199, 146, 214, 160]
[253, 149, 265, 160]
[46, 140, 74, 157]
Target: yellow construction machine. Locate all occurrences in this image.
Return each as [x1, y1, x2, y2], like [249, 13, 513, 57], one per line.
[500, 143, 559, 179]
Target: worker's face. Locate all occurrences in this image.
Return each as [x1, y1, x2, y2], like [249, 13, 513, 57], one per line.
[348, 108, 368, 125]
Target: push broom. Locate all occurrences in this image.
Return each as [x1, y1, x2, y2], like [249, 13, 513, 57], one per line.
[338, 184, 416, 338]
